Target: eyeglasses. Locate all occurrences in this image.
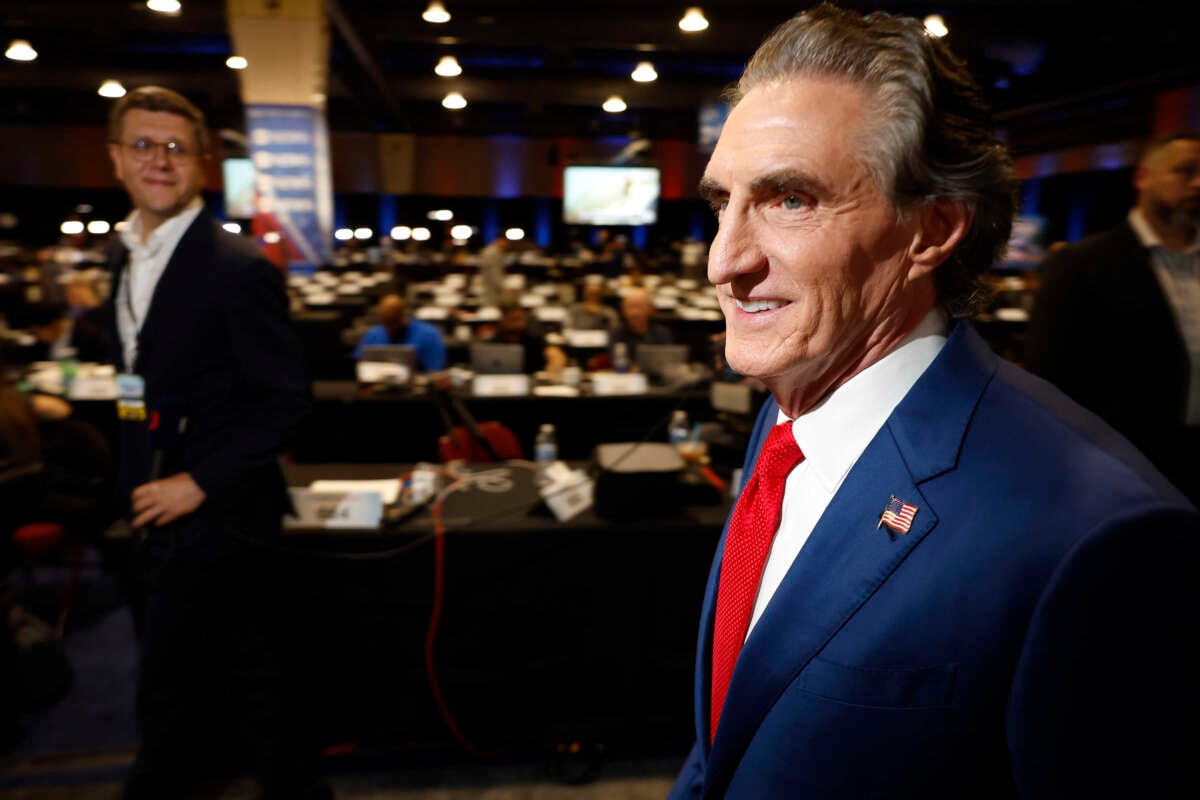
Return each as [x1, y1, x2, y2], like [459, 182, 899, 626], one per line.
[117, 138, 197, 163]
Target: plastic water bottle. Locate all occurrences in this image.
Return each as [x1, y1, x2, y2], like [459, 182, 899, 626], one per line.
[535, 423, 558, 484]
[668, 410, 690, 446]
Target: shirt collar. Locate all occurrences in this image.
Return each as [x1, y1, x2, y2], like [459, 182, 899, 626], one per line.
[778, 307, 948, 490]
[1128, 208, 1200, 255]
[119, 196, 204, 258]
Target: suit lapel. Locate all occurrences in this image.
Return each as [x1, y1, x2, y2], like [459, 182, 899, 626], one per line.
[133, 212, 211, 373]
[702, 322, 998, 793]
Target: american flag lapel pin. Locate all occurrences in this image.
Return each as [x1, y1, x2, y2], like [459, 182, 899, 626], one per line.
[877, 495, 918, 539]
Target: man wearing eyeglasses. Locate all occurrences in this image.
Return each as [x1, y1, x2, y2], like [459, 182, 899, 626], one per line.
[105, 86, 326, 800]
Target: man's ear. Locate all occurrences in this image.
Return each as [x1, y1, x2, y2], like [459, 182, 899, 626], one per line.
[107, 143, 124, 183]
[907, 199, 972, 281]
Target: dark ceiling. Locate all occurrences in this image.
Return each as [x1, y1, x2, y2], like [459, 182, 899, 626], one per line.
[0, 0, 1198, 157]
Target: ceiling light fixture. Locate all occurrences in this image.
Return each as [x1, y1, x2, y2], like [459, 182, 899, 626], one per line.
[334, 228, 354, 241]
[60, 220, 84, 236]
[679, 7, 709, 33]
[226, 55, 248, 70]
[631, 61, 658, 83]
[146, 0, 182, 15]
[354, 227, 373, 240]
[602, 95, 627, 113]
[87, 220, 111, 235]
[98, 80, 126, 98]
[391, 226, 412, 240]
[5, 39, 37, 62]
[505, 228, 525, 241]
[450, 224, 473, 240]
[422, 2, 451, 24]
[435, 55, 462, 77]
[442, 91, 467, 110]
[412, 227, 432, 242]
[428, 209, 454, 221]
[222, 222, 242, 234]
[923, 15, 949, 37]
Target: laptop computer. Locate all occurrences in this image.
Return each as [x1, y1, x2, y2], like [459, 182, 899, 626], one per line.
[470, 342, 525, 374]
[359, 343, 418, 371]
[635, 343, 689, 384]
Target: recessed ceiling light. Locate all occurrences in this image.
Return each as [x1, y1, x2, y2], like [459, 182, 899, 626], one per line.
[412, 227, 432, 242]
[5, 40, 37, 62]
[435, 55, 462, 77]
[631, 62, 658, 83]
[60, 220, 85, 235]
[146, 0, 182, 15]
[98, 80, 126, 98]
[428, 209, 454, 221]
[226, 55, 248, 70]
[334, 228, 354, 241]
[602, 95, 627, 113]
[423, 2, 451, 24]
[354, 227, 373, 240]
[450, 224, 473, 240]
[679, 7, 709, 33]
[442, 91, 467, 110]
[222, 222, 242, 234]
[923, 15, 949, 38]
[505, 228, 525, 241]
[87, 220, 111, 235]
[391, 226, 412, 240]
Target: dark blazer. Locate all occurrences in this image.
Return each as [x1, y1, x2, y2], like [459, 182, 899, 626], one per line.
[105, 210, 310, 559]
[671, 322, 1199, 798]
[1024, 220, 1190, 483]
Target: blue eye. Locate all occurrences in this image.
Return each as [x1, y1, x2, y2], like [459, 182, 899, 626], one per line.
[782, 195, 803, 210]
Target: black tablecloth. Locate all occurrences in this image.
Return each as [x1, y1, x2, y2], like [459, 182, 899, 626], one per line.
[272, 462, 728, 755]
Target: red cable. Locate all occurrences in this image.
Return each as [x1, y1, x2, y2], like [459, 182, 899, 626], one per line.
[424, 493, 493, 756]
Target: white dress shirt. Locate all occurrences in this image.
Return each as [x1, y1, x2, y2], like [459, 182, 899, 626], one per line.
[1128, 208, 1200, 425]
[746, 308, 949, 636]
[116, 197, 204, 369]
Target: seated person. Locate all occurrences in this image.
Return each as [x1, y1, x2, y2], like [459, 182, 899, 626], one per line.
[353, 293, 447, 372]
[485, 303, 566, 375]
[566, 282, 619, 332]
[611, 287, 673, 361]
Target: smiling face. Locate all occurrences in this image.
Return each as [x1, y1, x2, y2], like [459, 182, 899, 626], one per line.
[700, 75, 940, 416]
[108, 108, 206, 238]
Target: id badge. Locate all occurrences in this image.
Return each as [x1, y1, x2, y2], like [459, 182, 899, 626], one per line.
[116, 373, 147, 422]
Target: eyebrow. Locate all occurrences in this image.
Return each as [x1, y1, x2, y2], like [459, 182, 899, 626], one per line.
[698, 176, 724, 202]
[698, 169, 828, 203]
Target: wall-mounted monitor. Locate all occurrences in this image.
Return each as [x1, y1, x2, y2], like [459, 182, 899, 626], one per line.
[222, 157, 255, 219]
[563, 165, 660, 226]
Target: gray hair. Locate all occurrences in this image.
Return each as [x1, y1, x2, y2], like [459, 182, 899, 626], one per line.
[732, 3, 1018, 316]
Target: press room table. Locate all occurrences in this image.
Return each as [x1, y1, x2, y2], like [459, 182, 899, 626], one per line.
[292, 380, 716, 464]
[273, 462, 729, 756]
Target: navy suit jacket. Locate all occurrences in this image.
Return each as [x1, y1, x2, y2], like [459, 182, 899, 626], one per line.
[105, 211, 310, 559]
[672, 322, 1199, 798]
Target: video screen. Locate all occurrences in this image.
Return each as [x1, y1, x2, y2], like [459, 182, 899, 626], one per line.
[222, 157, 255, 219]
[563, 166, 660, 226]
[995, 214, 1048, 271]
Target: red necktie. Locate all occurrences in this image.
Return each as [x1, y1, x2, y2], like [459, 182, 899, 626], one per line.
[710, 421, 804, 743]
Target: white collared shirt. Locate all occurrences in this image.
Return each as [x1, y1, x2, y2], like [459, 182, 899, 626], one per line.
[1129, 208, 1200, 425]
[116, 197, 204, 369]
[746, 308, 948, 636]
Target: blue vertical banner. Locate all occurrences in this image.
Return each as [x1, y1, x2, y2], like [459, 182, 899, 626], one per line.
[246, 104, 333, 270]
[698, 102, 730, 155]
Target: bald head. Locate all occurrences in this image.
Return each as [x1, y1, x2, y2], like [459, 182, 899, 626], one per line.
[377, 293, 409, 336]
[621, 288, 654, 334]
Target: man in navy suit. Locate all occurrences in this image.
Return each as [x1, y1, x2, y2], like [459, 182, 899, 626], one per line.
[105, 86, 327, 799]
[672, 4, 1198, 797]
